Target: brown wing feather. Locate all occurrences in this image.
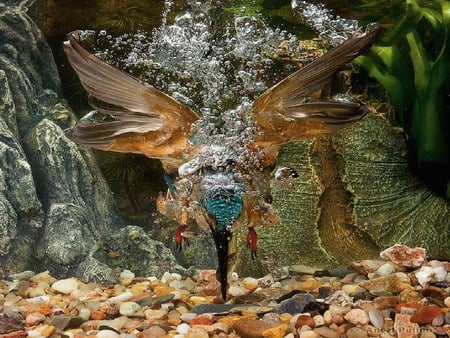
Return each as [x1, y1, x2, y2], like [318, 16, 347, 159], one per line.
[63, 31, 198, 165]
[252, 26, 383, 149]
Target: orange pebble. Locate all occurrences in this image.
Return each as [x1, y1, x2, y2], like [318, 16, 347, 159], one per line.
[90, 309, 106, 320]
[410, 305, 442, 324]
[190, 316, 214, 326]
[262, 323, 288, 338]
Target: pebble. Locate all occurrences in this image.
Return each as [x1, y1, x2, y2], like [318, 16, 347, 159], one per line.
[51, 278, 78, 294]
[313, 326, 340, 338]
[380, 244, 426, 267]
[344, 309, 369, 325]
[119, 301, 145, 317]
[2, 245, 449, 338]
[346, 326, 369, 338]
[299, 330, 320, 338]
[233, 318, 272, 338]
[96, 329, 121, 338]
[368, 310, 384, 329]
[445, 296, 450, 308]
[8, 271, 35, 281]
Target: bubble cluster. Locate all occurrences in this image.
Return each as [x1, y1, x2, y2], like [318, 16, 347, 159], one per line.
[291, 0, 358, 45]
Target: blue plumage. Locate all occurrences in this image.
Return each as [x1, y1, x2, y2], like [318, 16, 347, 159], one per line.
[203, 187, 243, 232]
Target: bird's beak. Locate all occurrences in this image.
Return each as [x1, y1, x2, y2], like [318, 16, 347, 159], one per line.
[211, 228, 231, 300]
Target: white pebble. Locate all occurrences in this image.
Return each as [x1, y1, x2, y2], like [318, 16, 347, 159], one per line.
[180, 312, 197, 323]
[444, 296, 450, 308]
[432, 312, 445, 326]
[51, 278, 78, 294]
[119, 269, 135, 279]
[313, 314, 325, 326]
[108, 291, 134, 303]
[415, 261, 447, 286]
[227, 285, 247, 297]
[177, 322, 191, 335]
[25, 330, 42, 338]
[344, 309, 369, 326]
[375, 262, 397, 276]
[26, 295, 50, 303]
[368, 310, 384, 329]
[96, 330, 120, 338]
[299, 330, 320, 338]
[119, 302, 144, 317]
[323, 310, 332, 324]
[78, 308, 91, 321]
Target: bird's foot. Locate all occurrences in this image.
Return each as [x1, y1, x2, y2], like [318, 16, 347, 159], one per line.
[174, 224, 190, 252]
[246, 227, 257, 260]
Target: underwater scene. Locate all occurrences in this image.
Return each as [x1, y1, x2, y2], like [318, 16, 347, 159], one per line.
[0, 0, 449, 336]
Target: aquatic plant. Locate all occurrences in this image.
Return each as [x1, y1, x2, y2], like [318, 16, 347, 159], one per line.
[355, 0, 450, 198]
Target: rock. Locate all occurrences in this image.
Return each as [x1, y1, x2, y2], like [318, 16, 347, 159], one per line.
[380, 244, 426, 268]
[96, 330, 121, 338]
[445, 297, 450, 308]
[351, 260, 386, 275]
[295, 314, 316, 329]
[299, 330, 320, 338]
[0, 115, 43, 272]
[24, 118, 121, 278]
[190, 315, 214, 326]
[196, 270, 220, 294]
[143, 325, 167, 337]
[410, 306, 442, 324]
[25, 313, 46, 326]
[94, 226, 185, 278]
[374, 262, 401, 277]
[394, 314, 420, 338]
[341, 284, 365, 296]
[313, 326, 340, 338]
[344, 309, 369, 326]
[233, 318, 272, 338]
[50, 315, 83, 330]
[7, 271, 35, 281]
[261, 323, 288, 338]
[420, 286, 447, 301]
[276, 293, 315, 314]
[119, 302, 145, 317]
[346, 327, 369, 338]
[30, 271, 57, 284]
[185, 327, 209, 338]
[312, 314, 325, 327]
[51, 278, 78, 294]
[75, 256, 120, 285]
[0, 317, 25, 334]
[368, 310, 384, 329]
[228, 285, 248, 297]
[414, 261, 447, 286]
[359, 272, 412, 294]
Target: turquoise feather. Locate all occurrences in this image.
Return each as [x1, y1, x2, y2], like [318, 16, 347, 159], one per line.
[204, 187, 243, 231]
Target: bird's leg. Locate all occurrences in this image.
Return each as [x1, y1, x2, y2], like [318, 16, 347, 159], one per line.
[246, 226, 258, 260]
[174, 198, 190, 252]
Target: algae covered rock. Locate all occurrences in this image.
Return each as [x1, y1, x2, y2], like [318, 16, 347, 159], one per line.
[0, 116, 43, 273]
[93, 226, 186, 278]
[236, 112, 450, 276]
[0, 1, 121, 279]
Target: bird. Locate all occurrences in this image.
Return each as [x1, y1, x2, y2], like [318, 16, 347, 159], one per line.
[63, 26, 382, 300]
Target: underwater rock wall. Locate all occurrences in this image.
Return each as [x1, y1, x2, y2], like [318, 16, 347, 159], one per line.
[236, 113, 450, 276]
[0, 2, 184, 281]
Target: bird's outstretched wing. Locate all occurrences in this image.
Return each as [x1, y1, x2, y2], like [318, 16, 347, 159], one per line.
[63, 31, 199, 171]
[252, 27, 383, 150]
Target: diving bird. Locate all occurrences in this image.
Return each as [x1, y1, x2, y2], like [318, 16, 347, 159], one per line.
[63, 26, 382, 300]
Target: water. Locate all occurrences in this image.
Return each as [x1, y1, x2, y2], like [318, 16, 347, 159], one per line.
[78, 0, 365, 111]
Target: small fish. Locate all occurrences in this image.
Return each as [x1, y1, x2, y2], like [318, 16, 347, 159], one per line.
[63, 26, 383, 300]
